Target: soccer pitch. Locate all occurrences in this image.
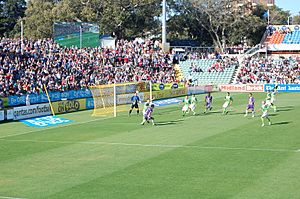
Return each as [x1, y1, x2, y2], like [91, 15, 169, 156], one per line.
[0, 92, 300, 199]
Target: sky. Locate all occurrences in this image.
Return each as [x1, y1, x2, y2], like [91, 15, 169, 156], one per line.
[276, 0, 299, 15]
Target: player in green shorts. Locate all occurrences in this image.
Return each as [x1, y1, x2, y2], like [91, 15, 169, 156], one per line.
[260, 100, 272, 127]
[189, 94, 198, 115]
[182, 96, 191, 116]
[222, 92, 233, 115]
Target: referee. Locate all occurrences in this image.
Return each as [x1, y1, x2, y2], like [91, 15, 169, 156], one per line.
[129, 92, 141, 116]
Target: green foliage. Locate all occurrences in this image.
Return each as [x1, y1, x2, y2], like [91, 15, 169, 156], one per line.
[1, 0, 295, 46]
[23, 0, 55, 38]
[268, 6, 290, 25]
[21, 0, 161, 39]
[292, 13, 300, 25]
[0, 0, 26, 37]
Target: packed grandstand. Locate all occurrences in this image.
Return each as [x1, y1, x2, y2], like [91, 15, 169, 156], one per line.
[1, 32, 299, 99]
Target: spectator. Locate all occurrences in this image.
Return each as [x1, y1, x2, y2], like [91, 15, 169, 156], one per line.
[0, 38, 177, 97]
[235, 57, 300, 84]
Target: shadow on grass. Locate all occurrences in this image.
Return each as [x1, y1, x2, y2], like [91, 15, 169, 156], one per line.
[272, 121, 292, 126]
[155, 119, 184, 126]
[277, 108, 294, 112]
[228, 112, 246, 116]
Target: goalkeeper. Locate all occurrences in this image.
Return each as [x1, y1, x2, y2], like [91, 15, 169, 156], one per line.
[129, 92, 141, 116]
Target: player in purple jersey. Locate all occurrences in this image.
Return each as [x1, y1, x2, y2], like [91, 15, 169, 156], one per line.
[141, 104, 155, 126]
[244, 93, 255, 117]
[204, 92, 213, 114]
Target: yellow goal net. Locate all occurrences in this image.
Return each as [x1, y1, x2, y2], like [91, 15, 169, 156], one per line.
[89, 82, 152, 117]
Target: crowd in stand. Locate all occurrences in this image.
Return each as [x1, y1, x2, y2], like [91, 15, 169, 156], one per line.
[1, 36, 300, 98]
[0, 38, 176, 97]
[234, 57, 300, 84]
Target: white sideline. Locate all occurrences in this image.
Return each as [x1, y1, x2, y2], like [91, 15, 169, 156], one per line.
[0, 138, 297, 153]
[0, 196, 27, 199]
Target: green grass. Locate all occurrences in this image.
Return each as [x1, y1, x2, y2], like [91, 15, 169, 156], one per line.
[55, 32, 99, 48]
[0, 92, 300, 199]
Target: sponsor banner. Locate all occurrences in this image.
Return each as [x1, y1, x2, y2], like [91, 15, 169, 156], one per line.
[188, 85, 213, 95]
[52, 99, 86, 114]
[8, 89, 92, 107]
[0, 110, 4, 121]
[145, 88, 188, 100]
[265, 84, 300, 92]
[219, 84, 264, 92]
[13, 103, 51, 120]
[6, 109, 14, 120]
[153, 98, 181, 107]
[86, 98, 94, 109]
[152, 83, 185, 91]
[21, 116, 73, 128]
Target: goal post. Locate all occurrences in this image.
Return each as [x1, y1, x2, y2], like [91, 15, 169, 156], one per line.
[89, 81, 152, 117]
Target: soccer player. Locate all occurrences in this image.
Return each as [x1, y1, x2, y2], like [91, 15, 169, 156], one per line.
[182, 95, 190, 116]
[244, 93, 255, 117]
[222, 92, 233, 115]
[141, 104, 155, 126]
[142, 99, 151, 115]
[266, 90, 277, 112]
[260, 100, 272, 127]
[129, 92, 141, 116]
[189, 94, 198, 115]
[204, 92, 213, 114]
[271, 89, 277, 112]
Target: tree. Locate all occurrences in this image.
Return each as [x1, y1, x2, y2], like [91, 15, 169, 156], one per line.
[167, 0, 213, 46]
[21, 0, 161, 39]
[23, 0, 55, 38]
[179, 0, 253, 52]
[291, 13, 300, 25]
[268, 5, 290, 25]
[0, 0, 26, 37]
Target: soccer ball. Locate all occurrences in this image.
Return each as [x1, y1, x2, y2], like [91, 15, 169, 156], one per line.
[136, 90, 139, 94]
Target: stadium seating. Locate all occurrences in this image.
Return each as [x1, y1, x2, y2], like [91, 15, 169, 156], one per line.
[268, 32, 286, 44]
[179, 60, 237, 85]
[266, 30, 300, 45]
[282, 30, 300, 44]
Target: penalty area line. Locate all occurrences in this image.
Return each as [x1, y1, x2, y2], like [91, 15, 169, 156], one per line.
[0, 139, 297, 153]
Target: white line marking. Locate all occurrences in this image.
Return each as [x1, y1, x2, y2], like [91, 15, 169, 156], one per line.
[0, 116, 113, 139]
[297, 149, 300, 152]
[0, 196, 27, 199]
[0, 139, 296, 153]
